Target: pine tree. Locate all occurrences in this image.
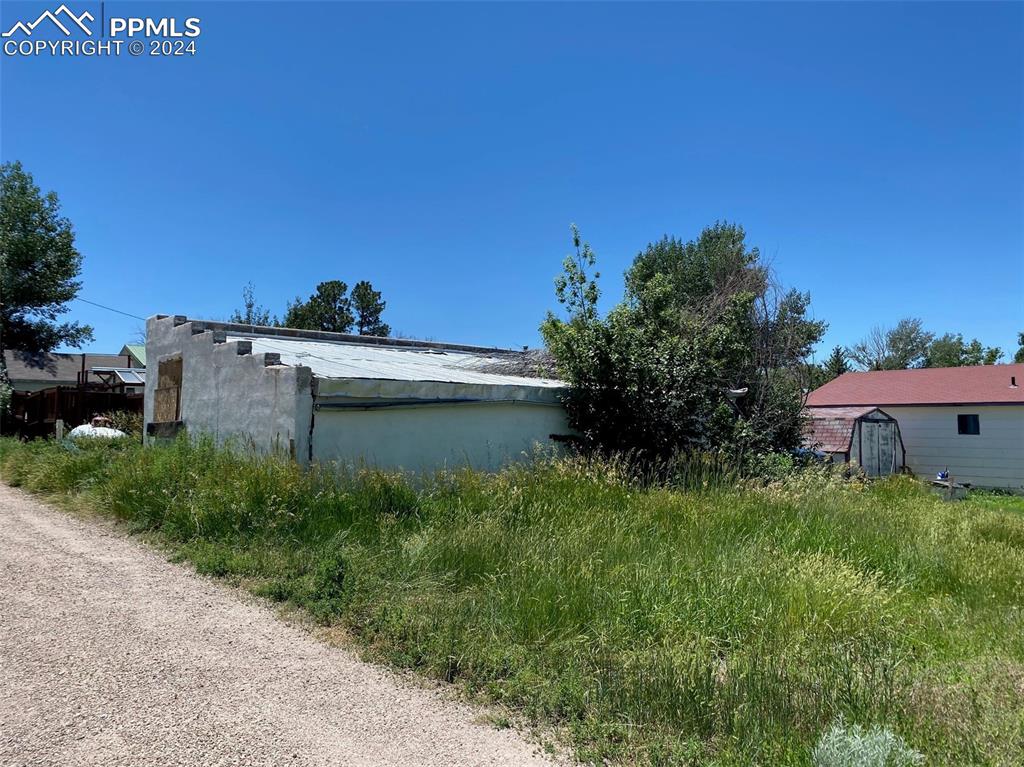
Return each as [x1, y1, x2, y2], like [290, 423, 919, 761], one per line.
[820, 345, 849, 382]
[283, 280, 354, 332]
[351, 280, 390, 336]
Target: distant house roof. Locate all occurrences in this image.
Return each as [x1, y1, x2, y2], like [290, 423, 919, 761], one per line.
[804, 406, 885, 453]
[120, 344, 146, 367]
[806, 364, 1024, 407]
[3, 350, 133, 386]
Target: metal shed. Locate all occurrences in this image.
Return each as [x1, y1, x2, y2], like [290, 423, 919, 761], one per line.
[805, 406, 905, 477]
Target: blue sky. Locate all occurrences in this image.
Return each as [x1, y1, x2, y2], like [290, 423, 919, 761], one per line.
[2, 1, 1022, 358]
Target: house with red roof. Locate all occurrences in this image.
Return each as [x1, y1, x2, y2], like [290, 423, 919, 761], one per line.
[806, 363, 1024, 489]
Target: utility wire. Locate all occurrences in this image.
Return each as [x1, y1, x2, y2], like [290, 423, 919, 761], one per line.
[74, 296, 145, 319]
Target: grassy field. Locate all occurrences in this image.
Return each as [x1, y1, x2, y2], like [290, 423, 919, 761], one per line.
[1, 436, 1022, 766]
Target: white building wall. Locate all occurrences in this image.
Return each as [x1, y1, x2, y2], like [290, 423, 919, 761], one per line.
[884, 405, 1024, 489]
[311, 401, 570, 473]
[144, 316, 572, 473]
[145, 316, 314, 462]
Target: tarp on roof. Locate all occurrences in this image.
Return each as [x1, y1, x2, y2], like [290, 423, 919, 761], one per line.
[807, 364, 1024, 407]
[229, 335, 565, 389]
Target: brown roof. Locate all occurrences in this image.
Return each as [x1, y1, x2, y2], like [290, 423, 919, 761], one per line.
[4, 350, 133, 386]
[807, 364, 1024, 407]
[804, 406, 881, 453]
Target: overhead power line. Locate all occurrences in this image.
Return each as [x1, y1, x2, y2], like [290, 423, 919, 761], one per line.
[74, 297, 146, 322]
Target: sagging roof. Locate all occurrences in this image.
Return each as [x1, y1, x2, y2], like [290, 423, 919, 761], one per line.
[804, 406, 884, 453]
[3, 350, 135, 385]
[807, 364, 1024, 407]
[231, 334, 565, 389]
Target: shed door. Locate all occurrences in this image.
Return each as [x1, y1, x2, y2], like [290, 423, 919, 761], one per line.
[860, 419, 897, 477]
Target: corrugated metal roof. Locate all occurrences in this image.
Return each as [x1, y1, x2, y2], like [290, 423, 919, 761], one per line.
[228, 335, 565, 389]
[122, 344, 146, 366]
[807, 364, 1024, 406]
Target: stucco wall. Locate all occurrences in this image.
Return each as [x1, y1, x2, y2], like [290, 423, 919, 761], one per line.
[311, 400, 570, 473]
[144, 316, 314, 462]
[884, 405, 1024, 489]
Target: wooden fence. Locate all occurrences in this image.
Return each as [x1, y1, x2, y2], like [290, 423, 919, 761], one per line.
[4, 386, 144, 439]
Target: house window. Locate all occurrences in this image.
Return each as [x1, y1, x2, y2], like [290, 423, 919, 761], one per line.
[957, 414, 980, 435]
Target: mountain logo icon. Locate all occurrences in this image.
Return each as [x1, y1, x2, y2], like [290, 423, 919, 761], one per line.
[2, 4, 94, 38]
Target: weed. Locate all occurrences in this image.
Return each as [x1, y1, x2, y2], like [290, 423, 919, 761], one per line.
[1, 436, 1021, 766]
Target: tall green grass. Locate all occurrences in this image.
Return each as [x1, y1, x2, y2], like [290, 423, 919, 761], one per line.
[1, 436, 1022, 766]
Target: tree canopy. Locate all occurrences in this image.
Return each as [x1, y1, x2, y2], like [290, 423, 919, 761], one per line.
[283, 280, 355, 333]
[0, 161, 92, 355]
[351, 280, 390, 336]
[817, 345, 850, 385]
[847, 318, 1002, 370]
[542, 222, 825, 462]
[229, 282, 276, 326]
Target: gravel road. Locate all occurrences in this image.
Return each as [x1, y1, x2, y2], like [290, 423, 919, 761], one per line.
[0, 483, 562, 767]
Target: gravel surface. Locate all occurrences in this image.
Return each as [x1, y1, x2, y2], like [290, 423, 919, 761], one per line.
[0, 483, 563, 767]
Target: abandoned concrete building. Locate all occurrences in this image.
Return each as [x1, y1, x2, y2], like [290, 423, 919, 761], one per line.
[143, 315, 570, 472]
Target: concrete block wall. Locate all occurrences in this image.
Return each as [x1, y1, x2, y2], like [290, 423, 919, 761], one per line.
[144, 315, 314, 463]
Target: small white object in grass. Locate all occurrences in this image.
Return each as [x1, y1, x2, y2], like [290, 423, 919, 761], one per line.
[68, 425, 127, 439]
[811, 718, 923, 767]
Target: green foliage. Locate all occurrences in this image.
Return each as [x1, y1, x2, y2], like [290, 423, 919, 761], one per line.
[351, 280, 390, 336]
[849, 320, 1003, 370]
[1014, 331, 1024, 364]
[817, 345, 850, 385]
[97, 409, 144, 438]
[4, 438, 1021, 765]
[0, 375, 11, 419]
[925, 333, 1001, 368]
[542, 222, 825, 460]
[553, 224, 600, 321]
[229, 282, 276, 326]
[848, 319, 933, 371]
[283, 280, 355, 332]
[0, 161, 93, 354]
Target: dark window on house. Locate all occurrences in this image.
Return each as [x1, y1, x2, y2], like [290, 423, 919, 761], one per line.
[957, 414, 980, 435]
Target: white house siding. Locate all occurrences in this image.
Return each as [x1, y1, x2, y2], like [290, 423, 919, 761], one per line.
[883, 405, 1024, 489]
[311, 401, 570, 473]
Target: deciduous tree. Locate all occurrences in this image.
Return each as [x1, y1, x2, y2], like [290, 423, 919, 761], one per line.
[847, 319, 933, 370]
[925, 333, 1001, 367]
[542, 222, 825, 461]
[229, 282, 276, 326]
[0, 161, 93, 356]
